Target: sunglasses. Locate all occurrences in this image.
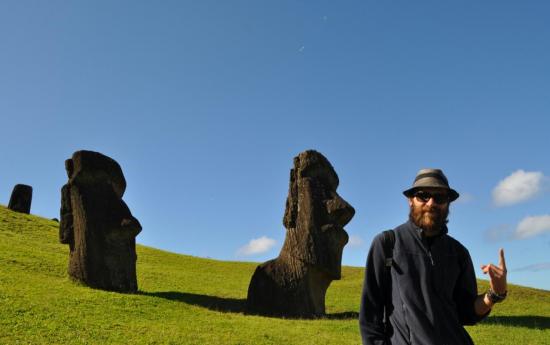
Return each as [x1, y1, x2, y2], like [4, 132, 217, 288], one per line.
[414, 191, 449, 204]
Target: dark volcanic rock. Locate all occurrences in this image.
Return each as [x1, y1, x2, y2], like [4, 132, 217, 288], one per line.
[247, 150, 355, 317]
[59, 150, 142, 292]
[8, 184, 33, 214]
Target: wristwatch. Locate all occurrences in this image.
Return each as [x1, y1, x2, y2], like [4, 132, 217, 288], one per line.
[486, 288, 507, 303]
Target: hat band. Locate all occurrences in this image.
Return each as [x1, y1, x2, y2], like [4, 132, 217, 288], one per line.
[414, 172, 448, 185]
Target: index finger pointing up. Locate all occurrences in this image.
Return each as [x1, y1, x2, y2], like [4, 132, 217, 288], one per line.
[499, 248, 506, 269]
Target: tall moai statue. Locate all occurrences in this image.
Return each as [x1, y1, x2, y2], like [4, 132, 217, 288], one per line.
[247, 150, 355, 317]
[59, 150, 142, 292]
[8, 184, 33, 214]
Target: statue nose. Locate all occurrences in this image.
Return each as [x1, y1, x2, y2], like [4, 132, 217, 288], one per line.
[121, 217, 142, 236]
[326, 195, 355, 226]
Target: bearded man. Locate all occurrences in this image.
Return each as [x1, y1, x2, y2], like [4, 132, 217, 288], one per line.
[359, 169, 508, 345]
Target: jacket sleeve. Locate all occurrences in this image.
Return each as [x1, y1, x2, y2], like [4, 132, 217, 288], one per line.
[359, 233, 389, 345]
[454, 247, 490, 325]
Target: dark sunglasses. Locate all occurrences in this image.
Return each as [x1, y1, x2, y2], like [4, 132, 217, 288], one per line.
[414, 191, 449, 204]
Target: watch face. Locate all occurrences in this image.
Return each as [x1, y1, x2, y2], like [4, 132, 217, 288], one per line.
[488, 289, 506, 303]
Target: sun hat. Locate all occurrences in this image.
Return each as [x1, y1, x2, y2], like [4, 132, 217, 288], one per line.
[403, 168, 459, 202]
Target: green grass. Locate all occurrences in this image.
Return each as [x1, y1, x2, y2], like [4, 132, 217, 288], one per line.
[1, 205, 548, 344]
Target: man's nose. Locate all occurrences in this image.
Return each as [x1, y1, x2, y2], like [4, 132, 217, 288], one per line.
[326, 194, 355, 226]
[425, 197, 435, 206]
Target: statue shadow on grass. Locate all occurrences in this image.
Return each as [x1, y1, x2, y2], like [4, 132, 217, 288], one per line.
[484, 315, 550, 329]
[140, 291, 359, 319]
[140, 291, 246, 313]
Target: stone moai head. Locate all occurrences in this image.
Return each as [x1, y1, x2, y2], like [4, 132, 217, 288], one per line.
[8, 184, 33, 214]
[246, 150, 355, 317]
[59, 150, 142, 292]
[281, 150, 354, 280]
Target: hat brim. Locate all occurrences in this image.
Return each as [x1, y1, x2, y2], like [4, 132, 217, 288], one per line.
[403, 187, 459, 202]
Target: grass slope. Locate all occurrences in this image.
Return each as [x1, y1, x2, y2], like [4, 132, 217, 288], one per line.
[1, 206, 549, 344]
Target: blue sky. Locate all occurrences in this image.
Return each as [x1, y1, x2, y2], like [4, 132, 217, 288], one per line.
[1, 1, 549, 291]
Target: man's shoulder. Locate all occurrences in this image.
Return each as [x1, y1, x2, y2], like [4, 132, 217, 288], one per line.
[392, 221, 416, 238]
[394, 221, 411, 231]
[443, 232, 470, 255]
[373, 222, 409, 240]
[369, 223, 403, 251]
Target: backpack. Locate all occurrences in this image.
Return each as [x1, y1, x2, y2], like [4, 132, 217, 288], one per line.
[382, 229, 395, 335]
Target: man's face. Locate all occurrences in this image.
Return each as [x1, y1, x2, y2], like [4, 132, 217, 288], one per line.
[408, 188, 450, 236]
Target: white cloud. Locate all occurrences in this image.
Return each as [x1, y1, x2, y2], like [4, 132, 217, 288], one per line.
[492, 170, 544, 206]
[237, 236, 277, 256]
[348, 235, 364, 247]
[514, 262, 550, 272]
[514, 215, 550, 239]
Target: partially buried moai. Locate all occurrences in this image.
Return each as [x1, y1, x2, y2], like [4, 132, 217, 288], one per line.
[59, 150, 142, 292]
[247, 150, 355, 317]
[8, 184, 33, 214]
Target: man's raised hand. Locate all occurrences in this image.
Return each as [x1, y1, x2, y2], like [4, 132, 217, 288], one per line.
[481, 248, 507, 294]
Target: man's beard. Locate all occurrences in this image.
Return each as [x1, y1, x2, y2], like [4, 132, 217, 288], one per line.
[409, 203, 449, 236]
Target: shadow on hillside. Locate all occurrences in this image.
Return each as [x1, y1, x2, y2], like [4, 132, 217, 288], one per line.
[141, 291, 246, 313]
[484, 315, 550, 329]
[325, 311, 359, 320]
[140, 291, 360, 320]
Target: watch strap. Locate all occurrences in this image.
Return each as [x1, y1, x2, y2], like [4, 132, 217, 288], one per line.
[487, 288, 507, 303]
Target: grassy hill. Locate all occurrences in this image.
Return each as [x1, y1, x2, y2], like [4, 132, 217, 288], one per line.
[1, 205, 549, 344]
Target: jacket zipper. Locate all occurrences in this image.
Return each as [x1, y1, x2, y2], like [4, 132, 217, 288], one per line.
[427, 250, 435, 266]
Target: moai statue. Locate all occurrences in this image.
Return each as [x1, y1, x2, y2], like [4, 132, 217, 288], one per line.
[247, 150, 355, 317]
[8, 184, 33, 214]
[59, 150, 142, 292]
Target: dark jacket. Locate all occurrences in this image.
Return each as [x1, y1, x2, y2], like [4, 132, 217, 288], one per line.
[359, 220, 488, 345]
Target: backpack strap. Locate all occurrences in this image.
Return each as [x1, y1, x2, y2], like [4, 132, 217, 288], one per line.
[381, 229, 395, 335]
[382, 229, 395, 268]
